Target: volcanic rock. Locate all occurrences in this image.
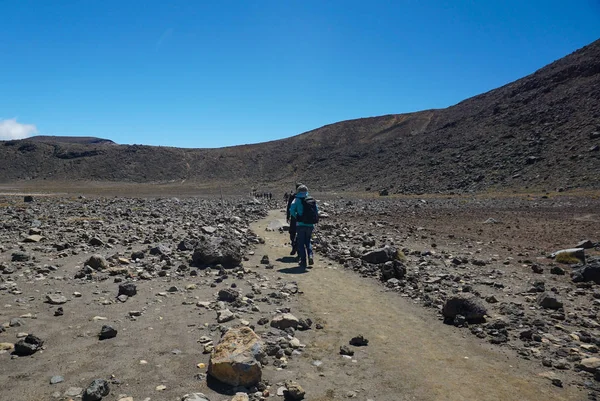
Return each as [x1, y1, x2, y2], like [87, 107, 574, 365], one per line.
[14, 334, 44, 356]
[218, 288, 240, 302]
[118, 282, 137, 297]
[284, 381, 306, 400]
[207, 327, 265, 387]
[99, 325, 118, 340]
[46, 294, 68, 305]
[192, 236, 242, 268]
[349, 335, 369, 346]
[442, 295, 487, 322]
[82, 379, 110, 401]
[270, 313, 299, 330]
[572, 261, 600, 283]
[361, 246, 397, 264]
[577, 239, 595, 249]
[86, 254, 109, 270]
[537, 292, 563, 310]
[11, 251, 31, 262]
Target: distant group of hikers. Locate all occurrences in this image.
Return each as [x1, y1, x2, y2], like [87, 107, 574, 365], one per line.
[254, 191, 272, 199]
[285, 183, 319, 269]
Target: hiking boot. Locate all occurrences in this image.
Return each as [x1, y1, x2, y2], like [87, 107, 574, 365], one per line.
[290, 248, 297, 256]
[309, 257, 314, 266]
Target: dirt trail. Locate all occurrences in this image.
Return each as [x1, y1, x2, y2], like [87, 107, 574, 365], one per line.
[250, 210, 583, 401]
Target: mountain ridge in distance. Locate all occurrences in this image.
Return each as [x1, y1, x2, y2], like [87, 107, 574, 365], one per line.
[1, 39, 599, 194]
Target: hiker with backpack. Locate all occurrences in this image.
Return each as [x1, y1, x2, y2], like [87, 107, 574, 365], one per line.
[286, 183, 302, 256]
[288, 184, 319, 268]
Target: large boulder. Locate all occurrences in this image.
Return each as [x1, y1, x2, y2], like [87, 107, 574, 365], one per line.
[361, 246, 397, 264]
[442, 295, 487, 322]
[192, 236, 242, 268]
[572, 260, 600, 284]
[208, 327, 265, 387]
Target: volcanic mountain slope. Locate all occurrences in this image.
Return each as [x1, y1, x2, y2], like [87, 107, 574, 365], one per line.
[1, 39, 599, 193]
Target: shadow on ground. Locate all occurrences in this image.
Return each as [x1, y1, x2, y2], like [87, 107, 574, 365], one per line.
[206, 375, 234, 395]
[276, 256, 298, 264]
[277, 266, 309, 274]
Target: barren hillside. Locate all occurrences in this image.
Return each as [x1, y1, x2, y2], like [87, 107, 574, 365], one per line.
[1, 39, 599, 193]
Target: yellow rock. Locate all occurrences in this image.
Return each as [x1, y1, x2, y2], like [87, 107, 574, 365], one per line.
[0, 343, 14, 351]
[208, 327, 264, 387]
[197, 363, 206, 369]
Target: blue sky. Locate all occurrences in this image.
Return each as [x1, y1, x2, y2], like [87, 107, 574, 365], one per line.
[1, 1, 599, 148]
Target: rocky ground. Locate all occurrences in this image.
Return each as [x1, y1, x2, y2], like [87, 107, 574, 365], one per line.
[0, 195, 314, 401]
[313, 192, 600, 398]
[0, 191, 599, 401]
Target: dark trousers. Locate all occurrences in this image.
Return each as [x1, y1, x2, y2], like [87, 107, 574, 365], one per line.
[289, 217, 297, 250]
[296, 225, 314, 266]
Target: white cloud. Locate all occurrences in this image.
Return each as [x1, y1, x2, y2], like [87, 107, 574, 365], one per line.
[0, 118, 38, 140]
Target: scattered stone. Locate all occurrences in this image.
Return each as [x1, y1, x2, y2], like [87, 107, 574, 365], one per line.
[86, 254, 109, 270]
[442, 295, 487, 322]
[208, 327, 265, 387]
[340, 345, 354, 356]
[46, 294, 68, 305]
[11, 251, 31, 262]
[89, 237, 104, 246]
[572, 261, 600, 284]
[24, 234, 44, 243]
[270, 313, 299, 330]
[118, 283, 137, 297]
[54, 307, 64, 317]
[537, 292, 563, 310]
[99, 325, 118, 340]
[349, 335, 369, 346]
[577, 239, 595, 249]
[150, 244, 171, 255]
[0, 343, 15, 351]
[578, 357, 600, 373]
[550, 266, 565, 275]
[14, 334, 44, 356]
[260, 255, 270, 264]
[361, 246, 397, 264]
[284, 381, 306, 400]
[181, 394, 211, 401]
[65, 387, 83, 397]
[218, 288, 240, 302]
[83, 379, 110, 401]
[217, 309, 235, 323]
[531, 264, 543, 274]
[50, 375, 65, 384]
[231, 393, 249, 401]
